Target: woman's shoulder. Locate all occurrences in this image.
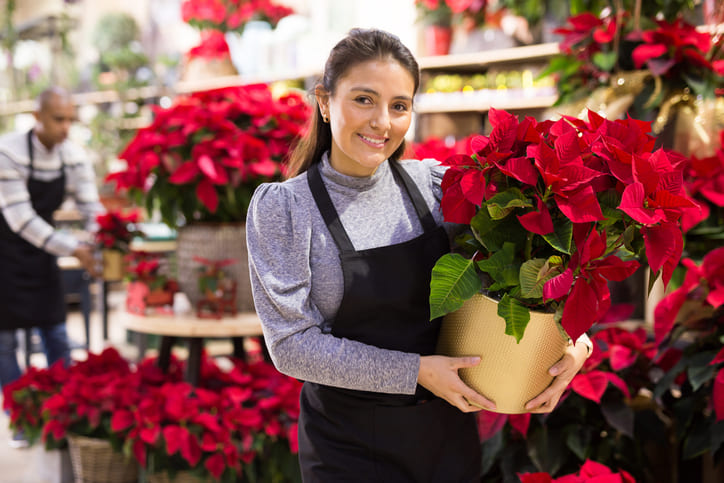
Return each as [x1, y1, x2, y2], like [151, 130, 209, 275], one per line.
[396, 158, 446, 188]
[247, 174, 312, 223]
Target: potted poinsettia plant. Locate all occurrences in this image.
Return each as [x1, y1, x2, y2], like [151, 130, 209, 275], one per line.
[2, 362, 68, 447]
[125, 252, 178, 314]
[115, 355, 302, 482]
[652, 246, 724, 472]
[431, 107, 693, 412]
[106, 84, 310, 310]
[95, 208, 143, 281]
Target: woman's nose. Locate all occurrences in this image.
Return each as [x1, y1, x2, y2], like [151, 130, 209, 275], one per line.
[370, 108, 390, 130]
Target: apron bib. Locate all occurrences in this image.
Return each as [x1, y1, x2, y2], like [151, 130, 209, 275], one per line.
[0, 130, 67, 330]
[299, 161, 481, 482]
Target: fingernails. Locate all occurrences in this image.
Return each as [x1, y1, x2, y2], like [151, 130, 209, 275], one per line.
[549, 366, 559, 376]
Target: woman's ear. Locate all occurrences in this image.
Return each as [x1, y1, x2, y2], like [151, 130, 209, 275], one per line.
[314, 84, 329, 118]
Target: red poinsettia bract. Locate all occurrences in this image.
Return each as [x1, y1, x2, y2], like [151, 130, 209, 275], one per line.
[519, 459, 636, 483]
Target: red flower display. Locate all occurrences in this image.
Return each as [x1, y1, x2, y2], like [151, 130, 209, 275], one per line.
[4, 347, 302, 481]
[181, 0, 294, 33]
[106, 84, 310, 228]
[429, 108, 693, 343]
[548, 7, 724, 111]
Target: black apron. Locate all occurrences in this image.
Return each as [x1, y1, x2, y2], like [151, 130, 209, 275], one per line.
[0, 130, 67, 330]
[299, 161, 481, 482]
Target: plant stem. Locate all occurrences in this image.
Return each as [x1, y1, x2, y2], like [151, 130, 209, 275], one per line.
[525, 232, 534, 261]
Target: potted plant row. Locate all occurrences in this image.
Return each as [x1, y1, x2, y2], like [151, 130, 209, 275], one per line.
[107, 83, 311, 312]
[2, 348, 303, 483]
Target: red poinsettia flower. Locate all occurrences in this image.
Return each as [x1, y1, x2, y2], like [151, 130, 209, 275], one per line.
[95, 209, 143, 251]
[631, 18, 714, 77]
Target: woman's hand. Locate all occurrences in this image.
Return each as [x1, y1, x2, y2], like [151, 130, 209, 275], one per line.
[418, 355, 496, 413]
[524, 340, 590, 413]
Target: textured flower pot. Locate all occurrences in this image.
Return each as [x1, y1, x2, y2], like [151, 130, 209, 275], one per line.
[101, 249, 124, 281]
[176, 223, 253, 313]
[66, 433, 139, 483]
[436, 294, 568, 414]
[147, 471, 211, 483]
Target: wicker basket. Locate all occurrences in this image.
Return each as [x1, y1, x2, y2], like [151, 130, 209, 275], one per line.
[176, 223, 254, 312]
[436, 294, 568, 414]
[147, 471, 210, 483]
[66, 434, 139, 483]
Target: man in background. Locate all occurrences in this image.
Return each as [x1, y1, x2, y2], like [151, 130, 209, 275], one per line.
[0, 86, 104, 446]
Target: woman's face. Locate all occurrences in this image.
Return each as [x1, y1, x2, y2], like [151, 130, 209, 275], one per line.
[318, 58, 415, 177]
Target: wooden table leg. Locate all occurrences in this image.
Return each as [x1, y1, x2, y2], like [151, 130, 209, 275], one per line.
[187, 338, 203, 386]
[232, 337, 246, 360]
[158, 336, 176, 372]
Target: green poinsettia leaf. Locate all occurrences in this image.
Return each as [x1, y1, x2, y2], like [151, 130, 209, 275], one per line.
[542, 218, 573, 255]
[592, 51, 617, 72]
[429, 253, 483, 320]
[498, 293, 531, 343]
[470, 208, 505, 252]
[476, 242, 519, 290]
[486, 188, 531, 220]
[599, 190, 623, 227]
[687, 351, 718, 391]
[470, 208, 529, 254]
[519, 258, 564, 300]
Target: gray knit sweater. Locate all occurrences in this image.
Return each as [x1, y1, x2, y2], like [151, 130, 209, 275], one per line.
[246, 153, 447, 395]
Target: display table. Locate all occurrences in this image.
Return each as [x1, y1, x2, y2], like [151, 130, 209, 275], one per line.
[118, 311, 266, 385]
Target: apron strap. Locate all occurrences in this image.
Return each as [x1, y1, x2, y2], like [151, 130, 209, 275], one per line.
[27, 129, 35, 175]
[388, 160, 438, 233]
[307, 161, 355, 252]
[307, 160, 439, 253]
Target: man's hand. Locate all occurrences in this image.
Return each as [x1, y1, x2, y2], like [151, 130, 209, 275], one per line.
[72, 244, 100, 278]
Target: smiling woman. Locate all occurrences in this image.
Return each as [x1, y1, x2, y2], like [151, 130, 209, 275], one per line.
[245, 27, 591, 482]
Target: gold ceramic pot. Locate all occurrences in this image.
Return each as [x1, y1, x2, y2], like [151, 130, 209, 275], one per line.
[436, 294, 568, 414]
[101, 249, 124, 281]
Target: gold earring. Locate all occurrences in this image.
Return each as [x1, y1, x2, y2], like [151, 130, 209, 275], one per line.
[323, 114, 329, 123]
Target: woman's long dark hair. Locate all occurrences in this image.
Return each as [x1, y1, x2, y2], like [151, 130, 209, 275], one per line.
[286, 28, 420, 178]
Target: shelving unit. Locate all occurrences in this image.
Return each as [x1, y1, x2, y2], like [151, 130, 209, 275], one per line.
[417, 42, 559, 71]
[414, 42, 560, 140]
[0, 68, 322, 118]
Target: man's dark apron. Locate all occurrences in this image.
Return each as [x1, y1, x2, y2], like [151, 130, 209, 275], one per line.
[299, 161, 481, 482]
[0, 130, 66, 330]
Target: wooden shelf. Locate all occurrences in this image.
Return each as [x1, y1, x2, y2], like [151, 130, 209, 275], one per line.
[415, 92, 558, 114]
[0, 68, 321, 117]
[417, 43, 560, 71]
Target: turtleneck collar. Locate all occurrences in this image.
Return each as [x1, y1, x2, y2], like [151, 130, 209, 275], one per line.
[318, 151, 389, 192]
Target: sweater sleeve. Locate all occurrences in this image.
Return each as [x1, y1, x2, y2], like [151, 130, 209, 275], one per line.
[246, 182, 420, 394]
[0, 151, 79, 256]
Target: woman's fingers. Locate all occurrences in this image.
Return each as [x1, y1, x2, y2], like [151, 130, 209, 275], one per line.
[418, 355, 496, 412]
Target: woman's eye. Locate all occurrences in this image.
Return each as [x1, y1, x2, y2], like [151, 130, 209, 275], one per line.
[355, 96, 372, 104]
[393, 103, 410, 112]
